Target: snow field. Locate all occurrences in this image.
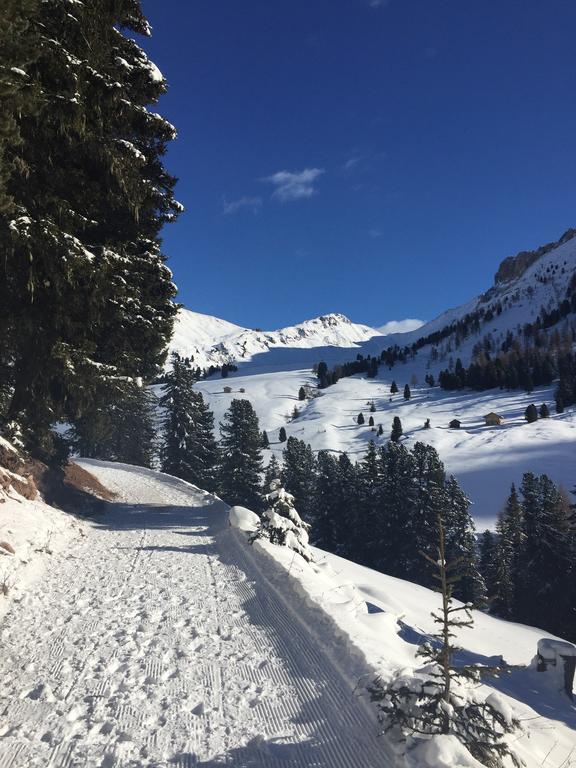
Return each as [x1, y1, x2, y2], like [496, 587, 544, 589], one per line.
[196, 369, 576, 528]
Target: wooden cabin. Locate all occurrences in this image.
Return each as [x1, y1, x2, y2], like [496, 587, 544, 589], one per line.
[484, 412, 504, 426]
[449, 419, 461, 429]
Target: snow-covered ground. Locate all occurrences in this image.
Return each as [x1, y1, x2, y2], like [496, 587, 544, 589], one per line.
[0, 461, 390, 768]
[0, 484, 83, 621]
[1, 462, 574, 767]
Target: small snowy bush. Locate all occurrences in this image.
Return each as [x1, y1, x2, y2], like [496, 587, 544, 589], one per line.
[250, 480, 314, 562]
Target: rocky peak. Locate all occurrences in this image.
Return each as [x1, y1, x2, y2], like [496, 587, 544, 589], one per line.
[494, 228, 576, 285]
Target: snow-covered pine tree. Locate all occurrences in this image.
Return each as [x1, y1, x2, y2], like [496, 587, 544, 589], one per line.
[219, 399, 263, 511]
[0, 0, 179, 461]
[263, 454, 281, 491]
[369, 510, 521, 768]
[479, 530, 497, 601]
[376, 441, 415, 576]
[160, 354, 219, 492]
[251, 480, 313, 562]
[281, 436, 317, 523]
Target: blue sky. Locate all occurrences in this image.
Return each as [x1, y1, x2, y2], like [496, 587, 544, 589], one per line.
[141, 0, 576, 330]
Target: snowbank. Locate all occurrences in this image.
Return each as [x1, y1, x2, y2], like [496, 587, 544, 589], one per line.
[0, 487, 84, 619]
[228, 509, 576, 768]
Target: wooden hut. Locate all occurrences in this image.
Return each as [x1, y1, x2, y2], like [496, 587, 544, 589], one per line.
[484, 412, 504, 426]
[449, 419, 461, 429]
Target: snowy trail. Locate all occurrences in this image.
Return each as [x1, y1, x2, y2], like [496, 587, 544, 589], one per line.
[0, 462, 391, 767]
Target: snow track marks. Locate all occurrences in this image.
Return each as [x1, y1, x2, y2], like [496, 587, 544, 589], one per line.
[0, 462, 390, 767]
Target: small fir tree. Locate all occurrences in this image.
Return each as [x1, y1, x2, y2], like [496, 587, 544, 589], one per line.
[524, 403, 538, 423]
[357, 412, 365, 425]
[390, 381, 399, 394]
[298, 386, 306, 401]
[368, 415, 375, 427]
[261, 430, 270, 448]
[279, 426, 287, 442]
[368, 510, 521, 768]
[403, 383, 411, 400]
[251, 480, 313, 562]
[391, 416, 403, 443]
[539, 403, 550, 419]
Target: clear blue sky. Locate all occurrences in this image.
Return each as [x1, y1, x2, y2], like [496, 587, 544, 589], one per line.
[141, 0, 576, 330]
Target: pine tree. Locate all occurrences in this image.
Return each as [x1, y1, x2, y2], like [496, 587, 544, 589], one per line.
[72, 380, 156, 468]
[281, 437, 317, 523]
[444, 476, 487, 606]
[333, 453, 359, 559]
[219, 399, 263, 511]
[160, 355, 219, 492]
[357, 412, 365, 425]
[479, 530, 497, 599]
[312, 450, 341, 551]
[391, 416, 403, 443]
[390, 381, 398, 394]
[377, 424, 384, 436]
[369, 510, 521, 768]
[278, 426, 287, 443]
[298, 386, 306, 401]
[539, 403, 550, 418]
[403, 383, 411, 400]
[516, 473, 575, 637]
[492, 485, 523, 619]
[261, 430, 270, 448]
[355, 441, 382, 565]
[263, 454, 281, 491]
[376, 442, 415, 576]
[368, 415, 375, 427]
[251, 480, 313, 562]
[524, 403, 538, 423]
[0, 0, 179, 461]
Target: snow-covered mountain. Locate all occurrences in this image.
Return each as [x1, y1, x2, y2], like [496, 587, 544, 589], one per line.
[179, 229, 576, 527]
[170, 310, 383, 370]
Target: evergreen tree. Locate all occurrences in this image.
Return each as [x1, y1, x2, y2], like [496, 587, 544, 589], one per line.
[369, 510, 521, 768]
[515, 473, 575, 637]
[278, 426, 287, 443]
[261, 430, 270, 449]
[555, 395, 565, 414]
[403, 383, 411, 400]
[312, 450, 341, 551]
[377, 424, 384, 436]
[390, 381, 398, 394]
[298, 386, 306, 401]
[376, 442, 415, 576]
[263, 454, 281, 491]
[368, 415, 375, 427]
[492, 485, 523, 619]
[72, 380, 156, 468]
[524, 403, 538, 423]
[391, 416, 403, 443]
[479, 530, 497, 599]
[357, 412, 365, 425]
[281, 437, 316, 523]
[251, 480, 313, 562]
[355, 442, 382, 565]
[219, 399, 263, 511]
[160, 355, 219, 492]
[539, 403, 550, 419]
[444, 476, 487, 606]
[0, 0, 179, 461]
[333, 453, 359, 559]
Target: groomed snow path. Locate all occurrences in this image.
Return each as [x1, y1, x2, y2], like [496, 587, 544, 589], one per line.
[0, 462, 390, 767]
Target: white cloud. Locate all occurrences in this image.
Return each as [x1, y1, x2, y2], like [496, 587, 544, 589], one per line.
[222, 196, 262, 215]
[343, 155, 364, 172]
[264, 168, 324, 202]
[377, 318, 425, 336]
